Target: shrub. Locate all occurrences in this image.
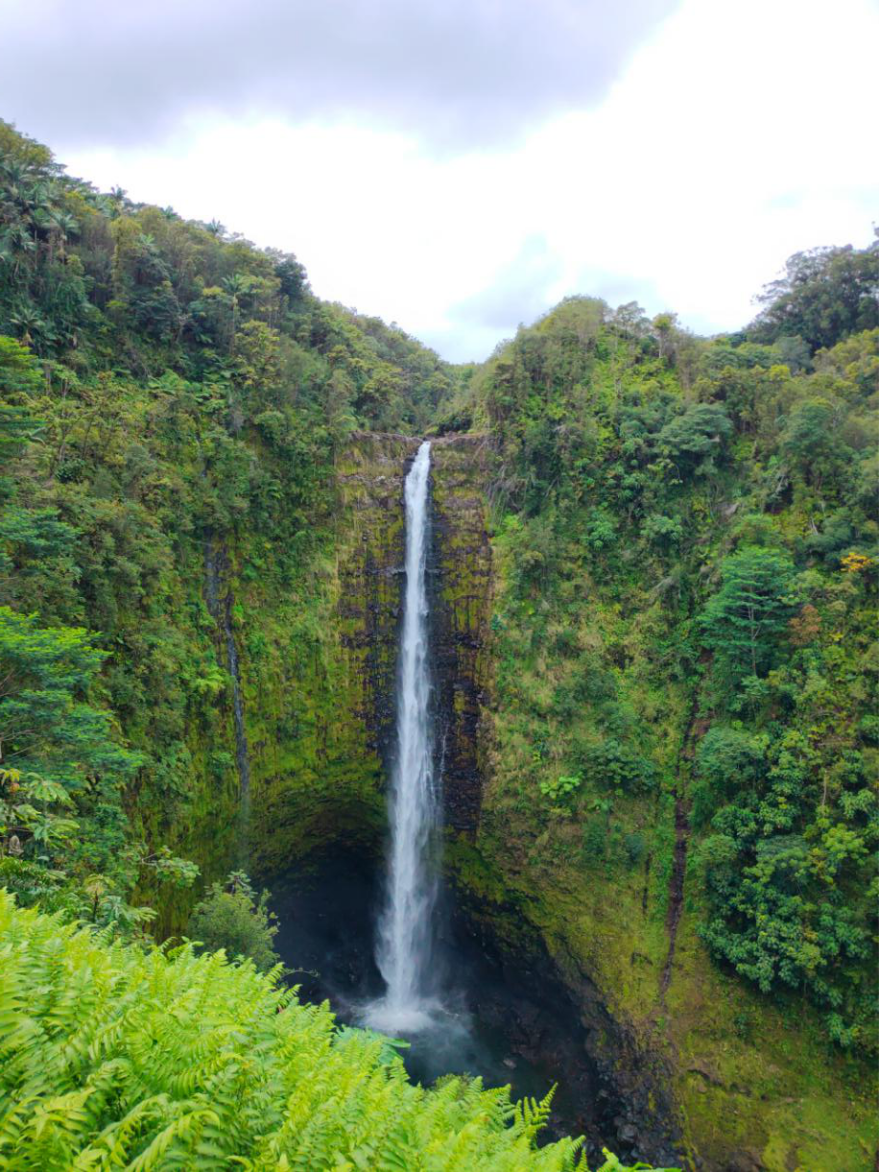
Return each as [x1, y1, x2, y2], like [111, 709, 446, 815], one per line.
[624, 832, 647, 865]
[582, 817, 607, 860]
[187, 871, 280, 972]
[576, 738, 656, 792]
[539, 774, 582, 806]
[691, 727, 766, 829]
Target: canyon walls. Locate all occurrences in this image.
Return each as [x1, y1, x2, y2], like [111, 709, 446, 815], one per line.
[240, 432, 494, 875]
[246, 433, 416, 875]
[430, 434, 494, 835]
[182, 430, 872, 1171]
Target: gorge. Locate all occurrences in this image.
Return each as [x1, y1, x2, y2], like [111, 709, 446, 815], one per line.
[262, 434, 681, 1165]
[0, 121, 876, 1171]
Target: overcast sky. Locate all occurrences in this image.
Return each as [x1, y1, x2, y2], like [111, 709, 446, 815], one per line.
[3, 0, 877, 361]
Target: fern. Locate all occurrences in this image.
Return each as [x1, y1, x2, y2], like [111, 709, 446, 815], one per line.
[0, 893, 676, 1170]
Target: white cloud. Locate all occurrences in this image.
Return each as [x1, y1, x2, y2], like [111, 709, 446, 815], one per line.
[56, 0, 879, 362]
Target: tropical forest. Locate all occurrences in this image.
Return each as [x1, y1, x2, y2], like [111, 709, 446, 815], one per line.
[0, 118, 877, 1171]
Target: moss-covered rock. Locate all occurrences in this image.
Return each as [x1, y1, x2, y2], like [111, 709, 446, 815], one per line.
[153, 427, 875, 1170]
[246, 432, 420, 876]
[430, 434, 493, 833]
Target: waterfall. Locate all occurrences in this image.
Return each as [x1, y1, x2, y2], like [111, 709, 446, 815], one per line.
[365, 441, 441, 1033]
[205, 537, 251, 864]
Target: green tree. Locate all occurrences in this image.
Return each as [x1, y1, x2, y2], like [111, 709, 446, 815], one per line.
[657, 402, 732, 476]
[749, 240, 879, 352]
[691, 727, 766, 828]
[187, 870, 280, 972]
[781, 396, 849, 491]
[699, 547, 796, 682]
[0, 606, 140, 874]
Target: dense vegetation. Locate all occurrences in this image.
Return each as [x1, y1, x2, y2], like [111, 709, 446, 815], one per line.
[1, 120, 660, 1170]
[455, 244, 877, 1052]
[0, 115, 876, 1167]
[0, 892, 660, 1170]
[0, 119, 457, 927]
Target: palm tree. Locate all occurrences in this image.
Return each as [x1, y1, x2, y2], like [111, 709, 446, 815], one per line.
[32, 205, 78, 263]
[0, 224, 36, 275]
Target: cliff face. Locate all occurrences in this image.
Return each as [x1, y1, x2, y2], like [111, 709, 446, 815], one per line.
[430, 437, 873, 1172]
[207, 432, 682, 1163]
[429, 434, 493, 834]
[246, 433, 418, 876]
[460, 500, 876, 1171]
[243, 431, 494, 873]
[185, 431, 492, 887]
[166, 430, 872, 1171]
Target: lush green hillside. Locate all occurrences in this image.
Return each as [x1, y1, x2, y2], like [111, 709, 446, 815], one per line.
[1, 117, 877, 1170]
[0, 119, 459, 928]
[466, 284, 878, 1047]
[449, 266, 878, 1165]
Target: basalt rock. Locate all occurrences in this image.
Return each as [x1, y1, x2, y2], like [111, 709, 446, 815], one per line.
[336, 432, 420, 768]
[247, 433, 420, 877]
[429, 434, 493, 834]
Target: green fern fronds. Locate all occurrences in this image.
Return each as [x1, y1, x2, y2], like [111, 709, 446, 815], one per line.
[0, 892, 676, 1171]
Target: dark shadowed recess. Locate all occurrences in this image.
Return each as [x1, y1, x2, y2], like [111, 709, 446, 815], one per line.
[269, 851, 672, 1163]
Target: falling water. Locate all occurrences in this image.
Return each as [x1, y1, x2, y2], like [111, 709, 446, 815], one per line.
[205, 537, 250, 865]
[365, 441, 440, 1033]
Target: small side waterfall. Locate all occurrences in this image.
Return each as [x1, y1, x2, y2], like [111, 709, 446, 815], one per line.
[205, 537, 251, 863]
[365, 441, 441, 1032]
[224, 595, 251, 836]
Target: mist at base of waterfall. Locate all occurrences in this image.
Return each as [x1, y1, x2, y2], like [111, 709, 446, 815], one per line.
[372, 440, 443, 1025]
[269, 857, 600, 1146]
[359, 997, 443, 1035]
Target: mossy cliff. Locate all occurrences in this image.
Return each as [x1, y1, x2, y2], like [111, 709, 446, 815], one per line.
[245, 433, 421, 876]
[227, 428, 874, 1169]
[150, 433, 420, 918]
[440, 490, 877, 1171]
[430, 434, 494, 833]
[241, 431, 493, 876]
[125, 418, 874, 1171]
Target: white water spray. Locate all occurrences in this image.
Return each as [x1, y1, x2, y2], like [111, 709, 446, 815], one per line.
[365, 441, 440, 1033]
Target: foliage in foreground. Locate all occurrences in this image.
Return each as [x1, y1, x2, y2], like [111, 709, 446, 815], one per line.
[0, 893, 669, 1171]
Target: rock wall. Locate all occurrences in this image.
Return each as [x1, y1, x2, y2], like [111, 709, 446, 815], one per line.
[335, 433, 420, 768]
[245, 432, 419, 876]
[170, 428, 872, 1171]
[429, 434, 493, 834]
[231, 430, 495, 881]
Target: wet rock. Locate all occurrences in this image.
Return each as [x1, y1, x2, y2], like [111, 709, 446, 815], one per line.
[429, 435, 493, 836]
